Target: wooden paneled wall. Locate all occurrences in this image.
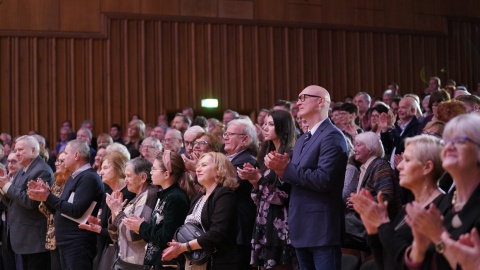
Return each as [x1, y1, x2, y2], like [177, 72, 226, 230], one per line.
[1, 0, 480, 33]
[0, 15, 479, 146]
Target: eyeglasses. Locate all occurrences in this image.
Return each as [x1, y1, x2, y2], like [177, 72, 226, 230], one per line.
[194, 141, 211, 147]
[184, 141, 195, 147]
[55, 159, 65, 165]
[140, 145, 156, 150]
[297, 94, 322, 102]
[441, 136, 480, 147]
[161, 138, 174, 144]
[7, 160, 18, 164]
[370, 114, 380, 119]
[223, 132, 247, 138]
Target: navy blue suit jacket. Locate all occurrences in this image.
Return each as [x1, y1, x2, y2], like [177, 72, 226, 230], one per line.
[283, 118, 348, 248]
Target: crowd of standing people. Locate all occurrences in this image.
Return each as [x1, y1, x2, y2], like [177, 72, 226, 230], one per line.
[0, 77, 479, 270]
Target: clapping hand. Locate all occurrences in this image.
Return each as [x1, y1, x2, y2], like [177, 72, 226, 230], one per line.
[237, 163, 261, 189]
[182, 154, 198, 173]
[0, 168, 9, 188]
[264, 151, 290, 178]
[123, 214, 145, 234]
[78, 216, 102, 234]
[350, 190, 390, 234]
[27, 178, 50, 202]
[162, 240, 183, 261]
[441, 228, 480, 270]
[106, 191, 127, 215]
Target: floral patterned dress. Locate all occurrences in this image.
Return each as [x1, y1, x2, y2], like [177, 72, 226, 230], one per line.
[250, 169, 295, 269]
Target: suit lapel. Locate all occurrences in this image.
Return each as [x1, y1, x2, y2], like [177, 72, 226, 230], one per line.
[18, 157, 40, 185]
[296, 119, 330, 162]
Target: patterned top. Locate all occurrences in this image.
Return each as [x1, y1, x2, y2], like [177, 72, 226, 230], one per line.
[39, 180, 66, 250]
[185, 195, 206, 227]
[108, 184, 157, 265]
[250, 169, 294, 269]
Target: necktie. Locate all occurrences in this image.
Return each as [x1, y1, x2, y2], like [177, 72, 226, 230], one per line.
[301, 131, 311, 153]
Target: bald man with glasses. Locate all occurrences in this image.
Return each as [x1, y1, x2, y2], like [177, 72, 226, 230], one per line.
[266, 85, 348, 270]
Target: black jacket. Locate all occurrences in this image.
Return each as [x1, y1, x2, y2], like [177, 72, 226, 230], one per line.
[191, 186, 238, 269]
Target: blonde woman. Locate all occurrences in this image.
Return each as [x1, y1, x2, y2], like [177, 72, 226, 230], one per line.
[162, 152, 239, 269]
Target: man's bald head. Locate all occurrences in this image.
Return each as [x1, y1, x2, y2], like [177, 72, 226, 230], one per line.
[297, 85, 331, 121]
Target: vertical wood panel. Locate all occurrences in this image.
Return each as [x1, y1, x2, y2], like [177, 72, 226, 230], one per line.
[0, 17, 478, 147]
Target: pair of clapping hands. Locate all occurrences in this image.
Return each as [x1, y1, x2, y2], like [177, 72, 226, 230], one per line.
[78, 190, 145, 234]
[237, 151, 290, 189]
[26, 179, 50, 202]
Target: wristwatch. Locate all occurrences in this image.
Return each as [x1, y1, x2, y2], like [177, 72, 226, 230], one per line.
[435, 240, 445, 254]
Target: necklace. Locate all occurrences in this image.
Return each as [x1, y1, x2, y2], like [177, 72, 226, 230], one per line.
[451, 191, 466, 212]
[420, 188, 439, 208]
[451, 191, 465, 229]
[394, 188, 440, 231]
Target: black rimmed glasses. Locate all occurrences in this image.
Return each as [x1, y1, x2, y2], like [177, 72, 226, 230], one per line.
[297, 94, 322, 102]
[441, 136, 480, 147]
[184, 141, 195, 147]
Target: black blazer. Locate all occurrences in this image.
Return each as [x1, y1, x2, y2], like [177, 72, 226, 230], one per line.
[191, 186, 238, 269]
[416, 184, 480, 270]
[46, 167, 104, 245]
[380, 117, 420, 158]
[230, 149, 257, 246]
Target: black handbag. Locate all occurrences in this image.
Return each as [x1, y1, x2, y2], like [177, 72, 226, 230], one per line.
[96, 243, 118, 270]
[343, 211, 370, 251]
[174, 223, 212, 265]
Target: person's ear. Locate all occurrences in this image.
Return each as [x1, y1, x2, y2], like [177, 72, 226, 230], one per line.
[423, 160, 434, 176]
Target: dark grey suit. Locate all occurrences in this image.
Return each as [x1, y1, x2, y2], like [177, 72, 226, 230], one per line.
[5, 156, 54, 255]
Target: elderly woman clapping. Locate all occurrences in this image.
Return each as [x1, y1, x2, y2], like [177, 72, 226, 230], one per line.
[344, 132, 402, 250]
[403, 114, 480, 270]
[350, 135, 444, 269]
[106, 157, 157, 269]
[348, 132, 402, 219]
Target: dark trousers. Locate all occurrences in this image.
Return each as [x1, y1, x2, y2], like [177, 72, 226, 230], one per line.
[50, 249, 61, 270]
[2, 219, 18, 270]
[236, 245, 251, 270]
[295, 246, 341, 270]
[20, 252, 50, 270]
[58, 240, 96, 270]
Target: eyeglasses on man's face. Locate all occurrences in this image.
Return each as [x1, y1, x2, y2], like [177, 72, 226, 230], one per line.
[184, 141, 195, 147]
[140, 145, 156, 150]
[297, 94, 322, 102]
[161, 138, 175, 144]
